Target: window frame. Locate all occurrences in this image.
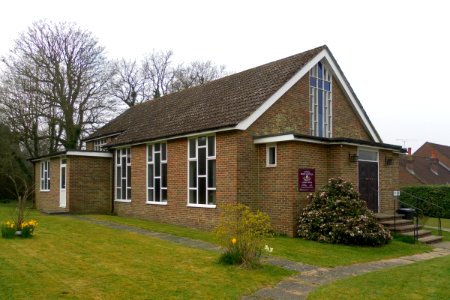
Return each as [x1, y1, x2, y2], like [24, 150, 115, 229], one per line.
[309, 61, 332, 138]
[266, 144, 277, 167]
[146, 142, 168, 205]
[115, 148, 132, 202]
[187, 135, 216, 208]
[40, 160, 51, 192]
[93, 138, 108, 151]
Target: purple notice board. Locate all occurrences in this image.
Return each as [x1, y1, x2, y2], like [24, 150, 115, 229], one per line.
[298, 168, 315, 192]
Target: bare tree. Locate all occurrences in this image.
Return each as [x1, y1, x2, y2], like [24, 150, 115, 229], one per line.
[0, 20, 115, 152]
[108, 58, 152, 107]
[171, 60, 227, 92]
[142, 50, 175, 98]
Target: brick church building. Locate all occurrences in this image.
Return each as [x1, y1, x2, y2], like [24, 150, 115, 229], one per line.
[32, 46, 404, 236]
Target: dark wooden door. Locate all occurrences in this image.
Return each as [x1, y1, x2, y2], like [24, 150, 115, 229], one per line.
[358, 161, 379, 212]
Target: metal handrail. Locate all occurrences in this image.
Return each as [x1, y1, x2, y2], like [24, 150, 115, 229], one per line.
[395, 198, 422, 242]
[399, 190, 444, 236]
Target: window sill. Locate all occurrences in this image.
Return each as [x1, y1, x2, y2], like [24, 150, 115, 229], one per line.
[146, 201, 168, 206]
[115, 199, 131, 203]
[266, 164, 277, 168]
[187, 204, 216, 209]
[40, 190, 50, 192]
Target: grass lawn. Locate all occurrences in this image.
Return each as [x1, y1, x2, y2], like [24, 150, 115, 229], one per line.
[0, 204, 291, 299]
[89, 214, 431, 268]
[309, 255, 450, 300]
[419, 216, 450, 241]
[420, 216, 450, 229]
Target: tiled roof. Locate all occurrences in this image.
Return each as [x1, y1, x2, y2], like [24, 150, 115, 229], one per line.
[400, 155, 450, 185]
[87, 46, 326, 146]
[424, 142, 450, 160]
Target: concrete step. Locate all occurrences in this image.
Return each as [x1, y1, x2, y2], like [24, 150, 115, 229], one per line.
[391, 224, 423, 233]
[418, 235, 443, 244]
[401, 229, 432, 238]
[380, 219, 413, 228]
[375, 213, 404, 222]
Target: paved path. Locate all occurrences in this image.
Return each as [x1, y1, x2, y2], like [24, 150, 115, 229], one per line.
[245, 247, 450, 299]
[69, 215, 450, 300]
[424, 225, 450, 233]
[69, 215, 221, 252]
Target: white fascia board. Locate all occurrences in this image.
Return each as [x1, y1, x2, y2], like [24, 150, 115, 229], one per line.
[253, 134, 296, 144]
[253, 135, 400, 152]
[236, 49, 381, 143]
[66, 151, 112, 158]
[323, 52, 381, 143]
[439, 161, 450, 172]
[109, 126, 236, 149]
[236, 49, 327, 131]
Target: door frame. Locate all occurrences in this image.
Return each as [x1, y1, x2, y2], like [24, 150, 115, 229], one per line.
[357, 148, 379, 212]
[59, 158, 67, 208]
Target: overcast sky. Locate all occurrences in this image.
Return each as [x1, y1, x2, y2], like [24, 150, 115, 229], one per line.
[1, 0, 449, 152]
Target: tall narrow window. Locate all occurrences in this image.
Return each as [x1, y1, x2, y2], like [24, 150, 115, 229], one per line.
[266, 144, 277, 167]
[147, 142, 167, 204]
[188, 135, 216, 207]
[40, 160, 50, 191]
[115, 148, 131, 201]
[309, 61, 332, 137]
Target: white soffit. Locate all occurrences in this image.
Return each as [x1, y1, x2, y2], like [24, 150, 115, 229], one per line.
[236, 49, 381, 143]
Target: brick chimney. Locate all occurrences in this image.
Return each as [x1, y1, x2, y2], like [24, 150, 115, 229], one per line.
[430, 150, 439, 175]
[405, 148, 414, 173]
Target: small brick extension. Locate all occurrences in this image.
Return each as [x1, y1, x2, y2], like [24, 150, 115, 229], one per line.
[68, 215, 450, 300]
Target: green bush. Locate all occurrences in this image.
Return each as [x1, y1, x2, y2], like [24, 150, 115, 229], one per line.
[298, 178, 392, 246]
[215, 203, 273, 267]
[400, 186, 450, 218]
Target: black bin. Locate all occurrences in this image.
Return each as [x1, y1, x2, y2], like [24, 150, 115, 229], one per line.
[396, 208, 416, 220]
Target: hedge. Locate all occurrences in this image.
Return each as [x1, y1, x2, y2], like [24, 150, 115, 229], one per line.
[400, 185, 450, 219]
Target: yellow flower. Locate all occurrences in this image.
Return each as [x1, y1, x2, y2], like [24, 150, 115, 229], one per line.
[231, 238, 237, 245]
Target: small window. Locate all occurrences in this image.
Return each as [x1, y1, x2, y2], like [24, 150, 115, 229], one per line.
[266, 144, 277, 167]
[94, 138, 108, 151]
[40, 160, 51, 191]
[358, 149, 378, 162]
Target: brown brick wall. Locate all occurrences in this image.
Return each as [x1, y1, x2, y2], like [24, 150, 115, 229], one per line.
[114, 132, 239, 231]
[332, 81, 371, 140]
[249, 75, 310, 136]
[34, 158, 67, 213]
[248, 74, 371, 141]
[378, 150, 400, 213]
[68, 156, 112, 214]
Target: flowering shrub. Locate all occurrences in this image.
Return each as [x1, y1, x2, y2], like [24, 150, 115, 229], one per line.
[1, 219, 38, 239]
[20, 219, 38, 238]
[297, 178, 392, 246]
[215, 203, 273, 267]
[1, 221, 16, 239]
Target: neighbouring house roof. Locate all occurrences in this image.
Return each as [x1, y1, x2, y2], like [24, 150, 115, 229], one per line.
[416, 142, 450, 162]
[399, 155, 450, 185]
[86, 45, 381, 147]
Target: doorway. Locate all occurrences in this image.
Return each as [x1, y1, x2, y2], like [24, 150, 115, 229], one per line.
[60, 158, 67, 208]
[358, 149, 379, 212]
